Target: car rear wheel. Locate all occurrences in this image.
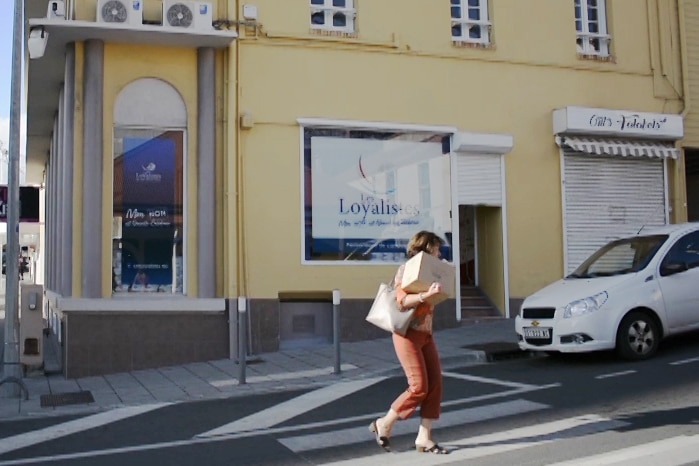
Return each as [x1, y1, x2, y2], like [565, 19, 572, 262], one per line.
[616, 311, 659, 360]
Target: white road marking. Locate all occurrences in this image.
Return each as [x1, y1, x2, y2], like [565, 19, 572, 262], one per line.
[0, 403, 170, 456]
[670, 357, 699, 366]
[197, 376, 385, 437]
[209, 364, 358, 387]
[0, 372, 561, 464]
[320, 414, 628, 466]
[547, 434, 699, 465]
[595, 370, 637, 379]
[442, 371, 540, 389]
[278, 399, 548, 453]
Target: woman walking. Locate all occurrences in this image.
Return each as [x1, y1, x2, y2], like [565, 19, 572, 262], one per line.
[369, 230, 449, 454]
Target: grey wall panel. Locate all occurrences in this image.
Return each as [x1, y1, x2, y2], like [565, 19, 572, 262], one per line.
[81, 40, 104, 298]
[61, 43, 75, 297]
[197, 47, 216, 298]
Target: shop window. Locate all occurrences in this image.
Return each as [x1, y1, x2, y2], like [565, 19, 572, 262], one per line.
[112, 78, 186, 294]
[575, 0, 610, 57]
[310, 0, 355, 34]
[451, 0, 491, 45]
[302, 126, 453, 263]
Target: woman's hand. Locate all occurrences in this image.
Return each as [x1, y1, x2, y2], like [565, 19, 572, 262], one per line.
[426, 282, 442, 298]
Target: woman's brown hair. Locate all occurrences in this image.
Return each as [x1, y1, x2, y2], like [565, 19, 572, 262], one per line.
[406, 231, 444, 258]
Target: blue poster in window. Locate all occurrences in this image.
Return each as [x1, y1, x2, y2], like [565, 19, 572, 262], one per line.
[120, 137, 176, 291]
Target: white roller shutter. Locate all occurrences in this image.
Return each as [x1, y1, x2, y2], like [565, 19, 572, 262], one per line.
[455, 154, 502, 205]
[563, 152, 667, 273]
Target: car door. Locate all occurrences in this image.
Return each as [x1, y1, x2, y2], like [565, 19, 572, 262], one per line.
[658, 230, 699, 329]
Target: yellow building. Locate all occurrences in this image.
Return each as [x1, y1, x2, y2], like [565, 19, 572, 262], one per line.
[680, 0, 699, 220]
[23, 0, 689, 377]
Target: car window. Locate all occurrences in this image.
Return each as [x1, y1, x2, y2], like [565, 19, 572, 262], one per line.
[589, 243, 636, 274]
[569, 234, 668, 278]
[660, 231, 699, 274]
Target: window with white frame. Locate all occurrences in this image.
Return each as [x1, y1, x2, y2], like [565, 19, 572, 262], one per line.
[310, 0, 355, 33]
[575, 0, 610, 57]
[302, 127, 453, 263]
[451, 0, 491, 45]
[112, 78, 186, 295]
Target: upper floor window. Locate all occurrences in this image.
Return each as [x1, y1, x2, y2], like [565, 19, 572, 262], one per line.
[310, 0, 355, 34]
[451, 0, 491, 45]
[575, 0, 610, 57]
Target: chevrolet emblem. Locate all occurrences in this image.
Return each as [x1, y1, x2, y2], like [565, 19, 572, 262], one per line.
[531, 320, 540, 327]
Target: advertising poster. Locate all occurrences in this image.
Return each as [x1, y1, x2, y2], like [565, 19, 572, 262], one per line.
[120, 137, 176, 291]
[307, 135, 452, 261]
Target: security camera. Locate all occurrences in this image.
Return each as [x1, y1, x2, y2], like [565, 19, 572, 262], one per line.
[28, 28, 49, 59]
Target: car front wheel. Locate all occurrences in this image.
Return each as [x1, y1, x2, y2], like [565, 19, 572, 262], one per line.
[616, 311, 659, 360]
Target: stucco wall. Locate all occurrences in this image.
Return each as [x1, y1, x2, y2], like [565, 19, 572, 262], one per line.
[63, 0, 685, 303]
[233, 0, 680, 301]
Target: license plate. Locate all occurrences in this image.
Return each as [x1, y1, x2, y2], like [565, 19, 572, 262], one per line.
[523, 327, 550, 338]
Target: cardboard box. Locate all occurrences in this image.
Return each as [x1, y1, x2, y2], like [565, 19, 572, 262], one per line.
[401, 252, 455, 305]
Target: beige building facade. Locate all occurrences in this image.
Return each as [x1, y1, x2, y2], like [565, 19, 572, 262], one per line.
[23, 0, 690, 377]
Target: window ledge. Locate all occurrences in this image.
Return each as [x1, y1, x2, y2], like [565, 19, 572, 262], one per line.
[309, 28, 358, 39]
[577, 53, 616, 64]
[452, 40, 495, 50]
[52, 297, 227, 313]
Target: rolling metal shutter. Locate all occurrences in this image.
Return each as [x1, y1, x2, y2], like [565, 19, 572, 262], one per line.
[562, 152, 667, 273]
[455, 154, 503, 206]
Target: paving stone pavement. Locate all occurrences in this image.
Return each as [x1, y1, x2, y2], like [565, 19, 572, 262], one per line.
[0, 313, 521, 420]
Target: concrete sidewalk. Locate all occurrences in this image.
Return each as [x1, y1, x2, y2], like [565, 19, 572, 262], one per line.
[0, 317, 521, 420]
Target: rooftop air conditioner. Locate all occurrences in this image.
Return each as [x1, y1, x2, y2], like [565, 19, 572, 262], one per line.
[162, 1, 213, 30]
[47, 0, 66, 19]
[97, 0, 143, 26]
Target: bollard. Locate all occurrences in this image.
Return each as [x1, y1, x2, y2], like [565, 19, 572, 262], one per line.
[238, 296, 247, 384]
[332, 289, 341, 374]
[228, 298, 237, 361]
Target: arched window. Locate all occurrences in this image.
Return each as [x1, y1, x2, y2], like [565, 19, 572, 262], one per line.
[112, 78, 186, 294]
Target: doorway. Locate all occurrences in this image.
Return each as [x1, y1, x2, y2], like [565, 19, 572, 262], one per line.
[458, 205, 476, 286]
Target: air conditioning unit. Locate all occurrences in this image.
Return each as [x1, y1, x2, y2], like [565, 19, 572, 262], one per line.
[162, 1, 213, 30]
[47, 0, 66, 19]
[97, 0, 143, 26]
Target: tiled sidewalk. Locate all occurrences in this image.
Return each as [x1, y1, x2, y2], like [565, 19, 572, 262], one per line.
[0, 317, 519, 419]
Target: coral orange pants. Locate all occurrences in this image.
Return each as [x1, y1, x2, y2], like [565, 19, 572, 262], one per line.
[390, 328, 442, 420]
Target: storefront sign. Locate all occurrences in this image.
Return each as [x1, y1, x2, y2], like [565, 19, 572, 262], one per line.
[553, 106, 684, 140]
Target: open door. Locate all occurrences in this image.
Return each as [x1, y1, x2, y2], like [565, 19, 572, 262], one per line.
[458, 205, 476, 286]
[687, 150, 699, 222]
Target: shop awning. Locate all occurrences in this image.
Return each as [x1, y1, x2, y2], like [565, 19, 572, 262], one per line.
[555, 136, 679, 159]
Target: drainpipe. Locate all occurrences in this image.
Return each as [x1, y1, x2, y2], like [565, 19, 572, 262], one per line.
[679, 0, 691, 118]
[677, 0, 690, 222]
[233, 0, 247, 297]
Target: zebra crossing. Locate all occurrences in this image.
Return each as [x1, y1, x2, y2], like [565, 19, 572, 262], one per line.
[316, 415, 699, 466]
[1, 370, 699, 465]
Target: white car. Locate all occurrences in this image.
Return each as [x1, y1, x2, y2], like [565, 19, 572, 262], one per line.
[515, 222, 699, 360]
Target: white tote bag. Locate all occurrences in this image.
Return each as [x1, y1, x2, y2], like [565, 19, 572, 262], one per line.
[365, 282, 414, 336]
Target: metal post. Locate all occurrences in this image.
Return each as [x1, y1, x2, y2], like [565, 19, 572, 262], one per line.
[237, 296, 246, 384]
[2, 0, 25, 398]
[228, 298, 237, 360]
[332, 289, 341, 374]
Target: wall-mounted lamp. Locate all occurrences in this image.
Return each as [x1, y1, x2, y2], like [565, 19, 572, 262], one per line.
[28, 27, 49, 59]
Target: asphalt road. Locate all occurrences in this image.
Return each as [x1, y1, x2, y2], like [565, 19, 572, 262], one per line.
[2, 331, 699, 465]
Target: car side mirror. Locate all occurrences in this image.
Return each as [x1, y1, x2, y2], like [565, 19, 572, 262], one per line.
[660, 261, 688, 276]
